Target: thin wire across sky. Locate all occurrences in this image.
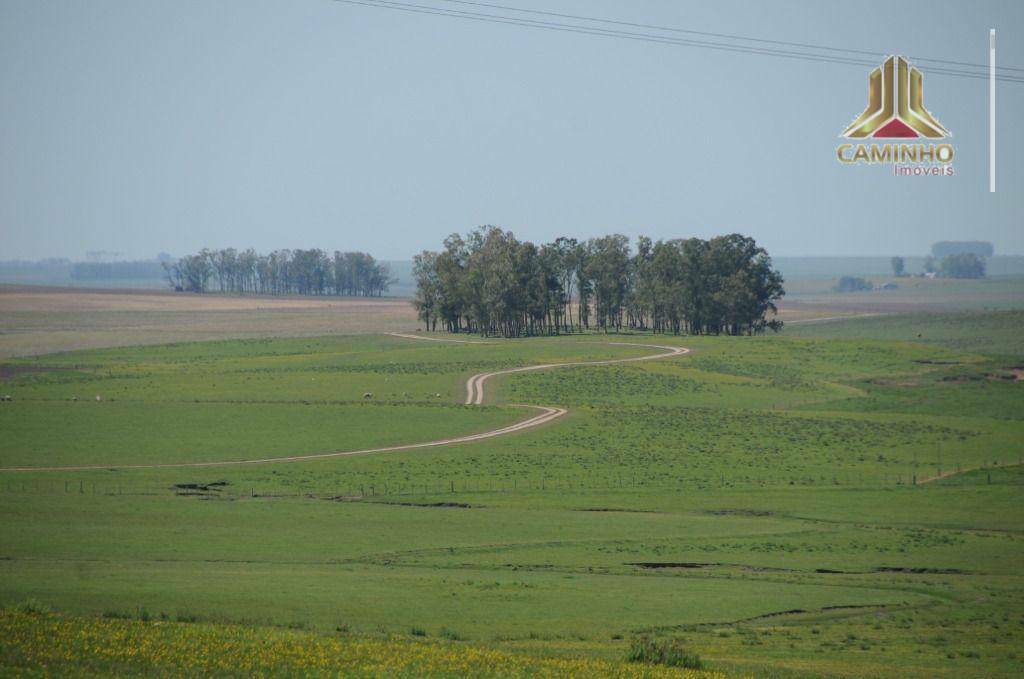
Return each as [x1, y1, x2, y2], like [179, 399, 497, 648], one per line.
[333, 0, 1024, 84]
[435, 0, 1023, 74]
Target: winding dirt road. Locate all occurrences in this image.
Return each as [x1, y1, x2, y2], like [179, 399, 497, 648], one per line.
[0, 335, 688, 472]
[463, 341, 689, 405]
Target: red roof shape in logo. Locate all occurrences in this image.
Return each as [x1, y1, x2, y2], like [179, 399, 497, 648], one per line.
[873, 118, 918, 138]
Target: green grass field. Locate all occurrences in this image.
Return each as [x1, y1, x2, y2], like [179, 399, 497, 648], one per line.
[784, 310, 1024, 358]
[782, 275, 1024, 312]
[1, 313, 1022, 677]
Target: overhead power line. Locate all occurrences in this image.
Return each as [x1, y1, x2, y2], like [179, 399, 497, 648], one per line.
[333, 0, 1024, 84]
[435, 0, 1024, 74]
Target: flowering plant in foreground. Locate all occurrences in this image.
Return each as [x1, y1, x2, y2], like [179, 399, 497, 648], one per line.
[0, 610, 727, 678]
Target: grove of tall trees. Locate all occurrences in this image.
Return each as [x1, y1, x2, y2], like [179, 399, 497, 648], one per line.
[939, 252, 986, 279]
[163, 248, 394, 296]
[413, 227, 784, 337]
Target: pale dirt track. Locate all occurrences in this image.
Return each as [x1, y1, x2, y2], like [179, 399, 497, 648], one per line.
[0, 334, 688, 472]
[463, 340, 689, 405]
[918, 462, 1022, 485]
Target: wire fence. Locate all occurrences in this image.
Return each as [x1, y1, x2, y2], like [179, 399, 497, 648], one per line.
[1, 459, 1021, 501]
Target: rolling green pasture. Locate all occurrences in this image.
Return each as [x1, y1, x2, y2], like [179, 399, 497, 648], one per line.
[784, 310, 1024, 358]
[0, 336, 650, 468]
[1, 319, 1023, 677]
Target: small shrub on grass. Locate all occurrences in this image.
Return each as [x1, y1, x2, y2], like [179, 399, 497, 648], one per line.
[626, 636, 704, 669]
[102, 610, 130, 619]
[439, 627, 464, 641]
[410, 627, 428, 637]
[14, 599, 50, 615]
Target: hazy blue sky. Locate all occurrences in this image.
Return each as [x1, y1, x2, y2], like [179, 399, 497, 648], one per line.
[1, 0, 1021, 260]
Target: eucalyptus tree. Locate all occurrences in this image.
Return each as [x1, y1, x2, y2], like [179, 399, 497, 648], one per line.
[413, 227, 783, 337]
[412, 251, 440, 330]
[168, 247, 392, 297]
[585, 234, 631, 332]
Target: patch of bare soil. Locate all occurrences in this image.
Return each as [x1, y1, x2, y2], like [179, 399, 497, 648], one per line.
[705, 508, 774, 517]
[576, 507, 657, 514]
[939, 374, 982, 383]
[874, 566, 968, 574]
[379, 501, 480, 509]
[172, 481, 230, 496]
[815, 566, 969, 575]
[984, 367, 1024, 382]
[628, 562, 717, 569]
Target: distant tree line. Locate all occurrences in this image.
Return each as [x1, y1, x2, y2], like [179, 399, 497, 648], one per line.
[163, 248, 394, 296]
[71, 261, 165, 281]
[938, 252, 986, 279]
[921, 253, 987, 279]
[833, 276, 874, 293]
[412, 227, 784, 338]
[928, 241, 990, 279]
[889, 247, 988, 280]
[890, 257, 906, 277]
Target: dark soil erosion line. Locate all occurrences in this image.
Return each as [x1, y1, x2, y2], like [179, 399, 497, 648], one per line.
[375, 501, 481, 509]
[627, 562, 718, 569]
[576, 508, 659, 514]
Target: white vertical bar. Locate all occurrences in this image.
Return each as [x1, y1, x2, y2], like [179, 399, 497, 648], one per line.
[990, 29, 995, 193]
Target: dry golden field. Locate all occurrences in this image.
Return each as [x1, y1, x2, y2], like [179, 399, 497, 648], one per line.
[0, 285, 419, 358]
